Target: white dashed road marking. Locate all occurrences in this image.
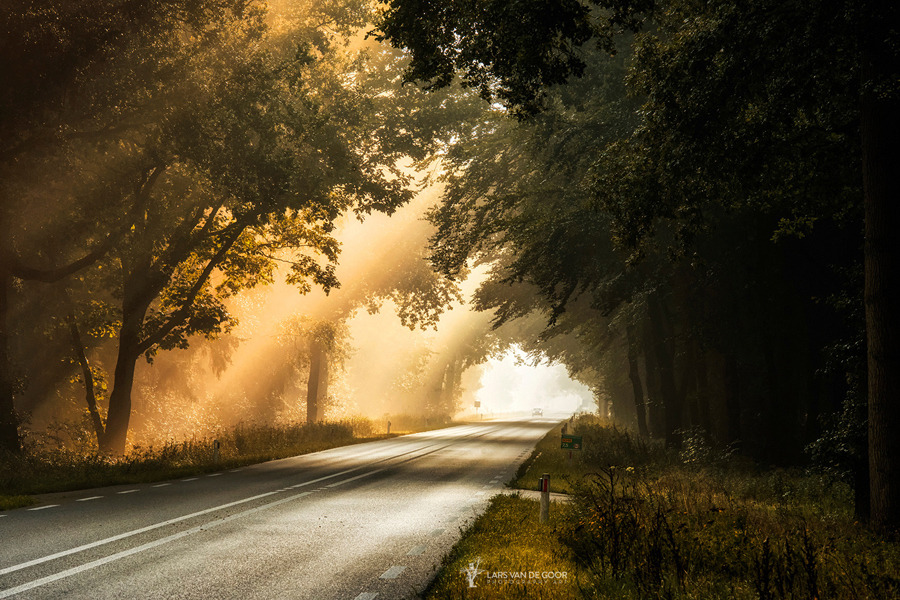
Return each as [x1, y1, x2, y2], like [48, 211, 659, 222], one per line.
[152, 483, 171, 488]
[353, 593, 378, 600]
[117, 490, 139, 495]
[27, 505, 58, 511]
[76, 496, 103, 502]
[0, 491, 314, 599]
[406, 545, 427, 556]
[379, 566, 406, 580]
[325, 469, 384, 488]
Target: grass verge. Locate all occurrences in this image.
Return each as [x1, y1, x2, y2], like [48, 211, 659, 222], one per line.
[421, 494, 581, 599]
[0, 417, 457, 507]
[426, 415, 900, 599]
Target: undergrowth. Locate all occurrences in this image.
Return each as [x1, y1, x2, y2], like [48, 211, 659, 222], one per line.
[1, 418, 384, 500]
[432, 415, 900, 599]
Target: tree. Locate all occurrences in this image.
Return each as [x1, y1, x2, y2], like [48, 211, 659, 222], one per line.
[0, 0, 263, 455]
[377, 0, 899, 529]
[3, 0, 433, 455]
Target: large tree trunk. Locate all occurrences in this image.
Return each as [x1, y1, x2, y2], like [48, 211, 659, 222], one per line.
[626, 324, 648, 437]
[99, 279, 153, 455]
[642, 317, 665, 439]
[99, 320, 142, 455]
[723, 353, 742, 450]
[862, 0, 900, 533]
[316, 352, 329, 420]
[647, 291, 682, 448]
[691, 348, 712, 435]
[100, 351, 138, 455]
[0, 268, 20, 454]
[306, 339, 324, 424]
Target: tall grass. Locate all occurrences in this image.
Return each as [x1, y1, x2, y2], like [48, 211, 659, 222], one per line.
[0, 418, 379, 499]
[559, 416, 900, 599]
[422, 494, 580, 599]
[427, 415, 900, 599]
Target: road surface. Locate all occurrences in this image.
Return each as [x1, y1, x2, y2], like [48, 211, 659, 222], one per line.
[0, 418, 559, 599]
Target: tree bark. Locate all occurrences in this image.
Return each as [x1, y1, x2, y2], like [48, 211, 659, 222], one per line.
[642, 316, 665, 439]
[626, 324, 648, 437]
[694, 349, 712, 435]
[0, 267, 20, 454]
[647, 291, 682, 448]
[861, 0, 900, 533]
[723, 353, 742, 450]
[99, 311, 144, 454]
[316, 352, 329, 420]
[99, 272, 156, 455]
[306, 339, 324, 424]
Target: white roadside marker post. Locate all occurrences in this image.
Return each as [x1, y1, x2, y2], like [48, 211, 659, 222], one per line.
[540, 473, 550, 524]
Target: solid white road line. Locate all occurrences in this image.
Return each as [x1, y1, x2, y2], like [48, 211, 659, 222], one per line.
[0, 492, 312, 599]
[0, 467, 368, 577]
[0, 491, 277, 576]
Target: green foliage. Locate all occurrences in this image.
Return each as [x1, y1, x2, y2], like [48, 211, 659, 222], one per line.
[376, 0, 654, 117]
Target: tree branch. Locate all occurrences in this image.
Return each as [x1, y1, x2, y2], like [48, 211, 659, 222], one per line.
[135, 217, 251, 356]
[9, 165, 165, 283]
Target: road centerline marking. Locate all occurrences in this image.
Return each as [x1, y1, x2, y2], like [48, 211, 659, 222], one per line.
[0, 491, 278, 577]
[325, 469, 384, 488]
[0, 492, 313, 599]
[0, 465, 385, 578]
[379, 566, 406, 580]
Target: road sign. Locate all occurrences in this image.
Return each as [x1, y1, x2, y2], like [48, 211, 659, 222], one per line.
[560, 435, 582, 450]
[474, 401, 481, 408]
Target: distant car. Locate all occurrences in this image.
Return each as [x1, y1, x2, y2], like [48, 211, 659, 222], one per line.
[532, 408, 543, 417]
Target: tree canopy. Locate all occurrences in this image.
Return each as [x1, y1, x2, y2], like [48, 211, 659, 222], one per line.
[376, 0, 900, 532]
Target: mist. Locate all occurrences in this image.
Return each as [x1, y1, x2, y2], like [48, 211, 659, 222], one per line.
[474, 347, 594, 417]
[119, 181, 585, 444]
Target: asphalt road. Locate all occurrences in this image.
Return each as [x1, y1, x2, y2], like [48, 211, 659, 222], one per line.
[0, 417, 560, 599]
